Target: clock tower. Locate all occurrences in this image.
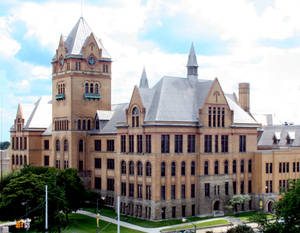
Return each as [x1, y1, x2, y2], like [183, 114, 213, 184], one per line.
[51, 17, 112, 171]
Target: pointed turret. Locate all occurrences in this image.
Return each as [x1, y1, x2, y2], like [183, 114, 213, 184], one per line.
[16, 104, 23, 118]
[139, 67, 149, 88]
[187, 43, 198, 80]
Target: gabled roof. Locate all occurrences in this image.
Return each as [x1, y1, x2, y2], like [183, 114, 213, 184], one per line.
[64, 17, 110, 58]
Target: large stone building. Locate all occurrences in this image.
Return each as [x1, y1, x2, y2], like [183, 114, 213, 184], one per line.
[10, 17, 300, 220]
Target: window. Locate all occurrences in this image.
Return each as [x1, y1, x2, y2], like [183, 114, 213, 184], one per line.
[175, 135, 183, 153]
[248, 159, 252, 173]
[172, 206, 176, 218]
[129, 183, 134, 197]
[266, 163, 269, 174]
[293, 162, 296, 172]
[82, 120, 86, 130]
[137, 135, 143, 153]
[95, 119, 100, 130]
[75, 62, 81, 71]
[146, 135, 151, 153]
[44, 155, 49, 166]
[44, 140, 49, 150]
[20, 155, 23, 165]
[191, 161, 195, 175]
[107, 140, 114, 152]
[213, 107, 216, 127]
[56, 140, 60, 152]
[138, 184, 143, 198]
[241, 159, 244, 173]
[90, 83, 94, 93]
[64, 140, 68, 152]
[79, 160, 83, 171]
[171, 185, 176, 200]
[181, 161, 185, 176]
[205, 183, 210, 197]
[107, 159, 115, 170]
[270, 180, 273, 193]
[129, 161, 134, 175]
[214, 160, 219, 175]
[266, 180, 269, 193]
[85, 83, 89, 93]
[94, 140, 101, 151]
[188, 135, 195, 153]
[279, 162, 282, 173]
[248, 180, 252, 193]
[215, 135, 219, 152]
[161, 135, 170, 153]
[16, 155, 19, 165]
[132, 107, 139, 127]
[146, 162, 152, 176]
[12, 155, 15, 165]
[241, 181, 244, 194]
[16, 137, 19, 150]
[161, 186, 165, 200]
[121, 161, 126, 174]
[208, 107, 212, 127]
[287, 162, 289, 173]
[129, 135, 134, 153]
[24, 155, 27, 165]
[225, 182, 229, 195]
[20, 137, 23, 150]
[204, 135, 212, 152]
[191, 184, 195, 198]
[107, 178, 114, 191]
[121, 135, 126, 152]
[24, 137, 27, 150]
[87, 120, 91, 130]
[297, 162, 299, 172]
[146, 185, 151, 200]
[221, 135, 228, 152]
[239, 135, 246, 152]
[77, 120, 81, 130]
[79, 139, 83, 152]
[233, 181, 237, 194]
[182, 206, 186, 217]
[204, 161, 209, 175]
[95, 158, 101, 169]
[222, 107, 225, 127]
[171, 162, 176, 176]
[192, 204, 195, 216]
[161, 162, 166, 177]
[233, 160, 237, 173]
[95, 177, 101, 190]
[137, 161, 143, 176]
[181, 184, 186, 199]
[224, 160, 228, 174]
[121, 183, 126, 196]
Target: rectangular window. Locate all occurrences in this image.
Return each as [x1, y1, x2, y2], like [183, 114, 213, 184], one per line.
[20, 137, 22, 150]
[138, 184, 143, 198]
[137, 135, 143, 153]
[107, 140, 114, 152]
[279, 162, 282, 173]
[181, 184, 186, 199]
[121, 182, 126, 196]
[107, 178, 114, 191]
[94, 140, 101, 151]
[129, 183, 134, 197]
[12, 137, 15, 150]
[94, 158, 101, 169]
[205, 183, 210, 197]
[225, 182, 229, 195]
[270, 163, 273, 173]
[204, 135, 212, 153]
[161, 135, 170, 153]
[16, 137, 19, 150]
[270, 180, 273, 193]
[208, 107, 212, 127]
[213, 107, 216, 127]
[182, 205, 186, 217]
[283, 162, 286, 173]
[24, 137, 27, 150]
[297, 162, 300, 172]
[161, 186, 165, 200]
[248, 180, 252, 193]
[95, 177, 101, 190]
[222, 108, 225, 127]
[215, 135, 218, 153]
[129, 135, 134, 153]
[172, 206, 176, 218]
[146, 135, 151, 153]
[248, 159, 252, 173]
[241, 181, 244, 194]
[266, 180, 269, 193]
[221, 135, 228, 152]
[121, 135, 126, 153]
[287, 162, 289, 173]
[233, 181, 237, 195]
[188, 135, 195, 153]
[44, 140, 49, 150]
[266, 163, 269, 174]
[192, 204, 195, 216]
[239, 135, 246, 152]
[107, 159, 114, 170]
[44, 155, 49, 166]
[171, 185, 176, 200]
[293, 162, 296, 172]
[146, 185, 151, 200]
[217, 107, 221, 127]
[191, 184, 195, 198]
[175, 135, 183, 153]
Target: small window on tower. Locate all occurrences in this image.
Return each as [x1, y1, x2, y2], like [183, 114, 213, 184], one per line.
[95, 84, 99, 94]
[85, 83, 89, 94]
[90, 83, 93, 93]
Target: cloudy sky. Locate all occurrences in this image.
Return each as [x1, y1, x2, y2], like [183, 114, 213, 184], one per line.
[1, 0, 300, 141]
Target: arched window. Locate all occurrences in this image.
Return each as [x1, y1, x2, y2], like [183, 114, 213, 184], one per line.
[95, 119, 100, 130]
[90, 83, 94, 93]
[16, 155, 19, 165]
[233, 160, 237, 173]
[181, 161, 186, 176]
[146, 162, 152, 176]
[78, 120, 81, 130]
[121, 161, 126, 174]
[191, 161, 195, 175]
[132, 107, 139, 127]
[87, 120, 91, 130]
[83, 120, 86, 130]
[214, 160, 219, 175]
[204, 161, 209, 175]
[85, 83, 89, 93]
[64, 140, 68, 152]
[20, 155, 23, 165]
[95, 84, 99, 94]
[79, 139, 83, 152]
[12, 155, 15, 165]
[241, 159, 244, 173]
[56, 140, 60, 152]
[129, 161, 134, 175]
[161, 162, 165, 177]
[137, 161, 143, 176]
[171, 161, 176, 176]
[24, 155, 27, 165]
[224, 160, 229, 174]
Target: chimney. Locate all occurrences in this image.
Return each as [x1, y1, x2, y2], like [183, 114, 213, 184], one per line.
[239, 83, 250, 112]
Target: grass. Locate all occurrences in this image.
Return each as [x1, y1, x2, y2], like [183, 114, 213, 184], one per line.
[161, 219, 230, 232]
[62, 213, 144, 233]
[83, 207, 216, 228]
[230, 211, 275, 222]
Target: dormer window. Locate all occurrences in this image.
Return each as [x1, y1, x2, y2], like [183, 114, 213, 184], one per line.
[287, 131, 295, 144]
[273, 132, 280, 144]
[132, 107, 139, 127]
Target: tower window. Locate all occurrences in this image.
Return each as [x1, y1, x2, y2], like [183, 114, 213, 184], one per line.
[90, 83, 93, 93]
[75, 62, 81, 71]
[132, 107, 139, 127]
[64, 140, 68, 152]
[85, 83, 89, 94]
[56, 140, 60, 152]
[95, 84, 99, 94]
[78, 120, 81, 130]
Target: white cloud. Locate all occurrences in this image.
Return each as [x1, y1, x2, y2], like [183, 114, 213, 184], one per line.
[30, 66, 51, 80]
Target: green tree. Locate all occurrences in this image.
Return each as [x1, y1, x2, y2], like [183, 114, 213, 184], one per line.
[227, 225, 254, 233]
[0, 141, 10, 150]
[228, 194, 251, 213]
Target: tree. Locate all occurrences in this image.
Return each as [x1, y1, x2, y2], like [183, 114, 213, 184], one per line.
[0, 141, 10, 150]
[227, 225, 254, 233]
[228, 194, 251, 213]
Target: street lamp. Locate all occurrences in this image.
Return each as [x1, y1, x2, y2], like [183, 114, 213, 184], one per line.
[96, 196, 105, 233]
[182, 218, 197, 233]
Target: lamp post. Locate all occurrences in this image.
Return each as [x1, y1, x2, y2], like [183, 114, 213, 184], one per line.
[182, 218, 197, 233]
[96, 196, 105, 233]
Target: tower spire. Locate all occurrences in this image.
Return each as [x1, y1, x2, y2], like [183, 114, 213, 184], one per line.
[139, 67, 149, 88]
[187, 43, 198, 80]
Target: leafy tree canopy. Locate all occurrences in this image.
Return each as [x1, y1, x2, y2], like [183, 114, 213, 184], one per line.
[0, 141, 10, 150]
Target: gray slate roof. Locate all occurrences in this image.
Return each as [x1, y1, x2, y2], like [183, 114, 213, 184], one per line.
[258, 125, 300, 148]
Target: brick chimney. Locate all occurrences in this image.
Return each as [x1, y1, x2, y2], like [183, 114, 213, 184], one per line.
[239, 83, 250, 112]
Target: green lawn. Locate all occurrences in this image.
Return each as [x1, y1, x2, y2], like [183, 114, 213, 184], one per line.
[83, 207, 216, 228]
[230, 211, 275, 222]
[161, 219, 230, 232]
[62, 214, 144, 233]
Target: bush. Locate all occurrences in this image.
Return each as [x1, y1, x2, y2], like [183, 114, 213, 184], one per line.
[227, 225, 254, 233]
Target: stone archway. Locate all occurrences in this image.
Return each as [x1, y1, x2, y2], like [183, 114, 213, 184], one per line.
[213, 201, 220, 211]
[267, 201, 274, 213]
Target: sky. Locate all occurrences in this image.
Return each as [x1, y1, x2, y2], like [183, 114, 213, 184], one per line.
[1, 0, 300, 141]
